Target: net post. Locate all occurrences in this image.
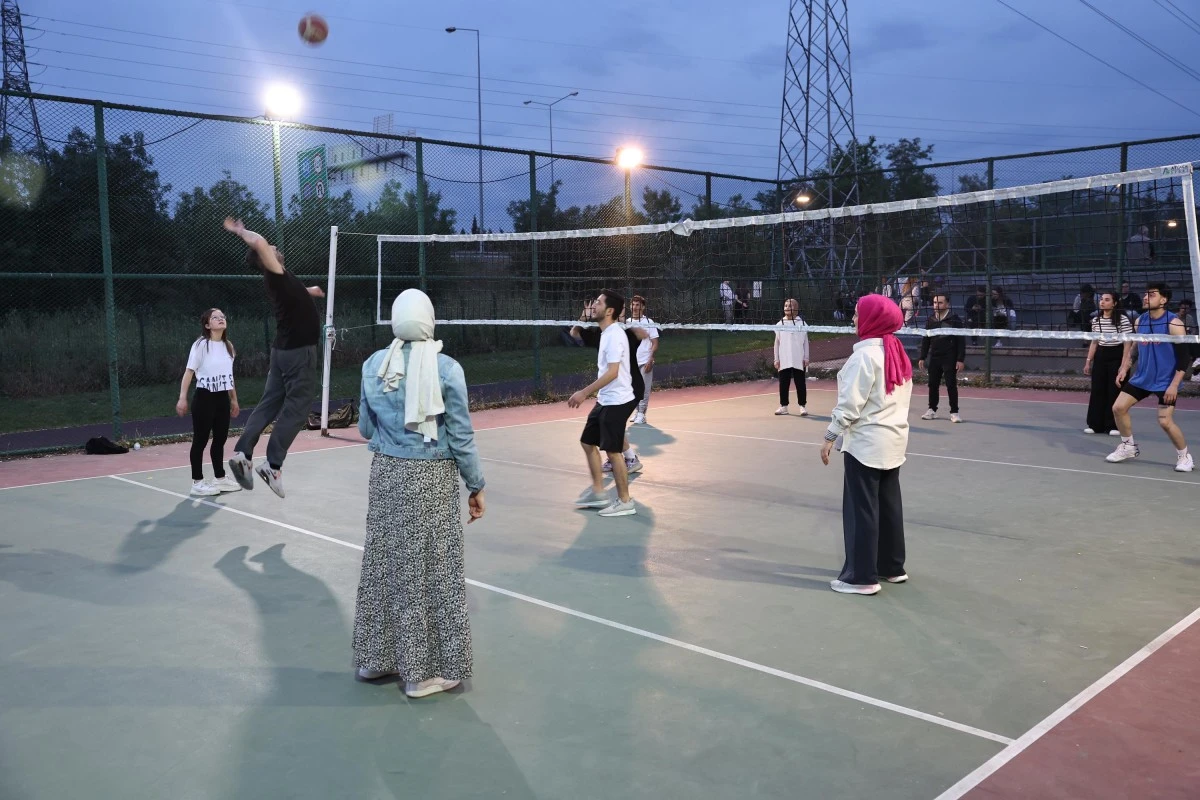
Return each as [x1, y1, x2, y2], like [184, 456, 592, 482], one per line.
[1116, 143, 1129, 290]
[984, 158, 995, 385]
[416, 140, 427, 291]
[319, 225, 339, 436]
[94, 101, 122, 441]
[1181, 169, 1200, 307]
[705, 173, 714, 376]
[529, 152, 542, 391]
[271, 122, 285, 252]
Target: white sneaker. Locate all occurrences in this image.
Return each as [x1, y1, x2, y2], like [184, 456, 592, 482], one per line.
[1176, 453, 1195, 473]
[950, 413, 963, 424]
[1108, 430, 1122, 436]
[625, 456, 643, 474]
[598, 498, 637, 517]
[774, 406, 789, 416]
[228, 451, 254, 490]
[356, 667, 399, 681]
[212, 476, 242, 493]
[405, 677, 460, 698]
[254, 462, 285, 498]
[797, 406, 808, 417]
[1083, 428, 1096, 434]
[602, 459, 613, 473]
[1106, 442, 1140, 463]
[632, 412, 646, 425]
[921, 409, 937, 420]
[830, 580, 880, 595]
[190, 480, 220, 496]
[574, 487, 610, 509]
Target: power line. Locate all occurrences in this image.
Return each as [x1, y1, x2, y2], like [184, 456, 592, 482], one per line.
[992, 0, 1200, 119]
[1152, 0, 1200, 36]
[1074, 0, 1200, 84]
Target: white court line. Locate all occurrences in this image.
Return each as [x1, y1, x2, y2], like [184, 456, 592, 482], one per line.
[106, 473, 1012, 746]
[933, 604, 1200, 799]
[649, 427, 1200, 487]
[0, 443, 368, 493]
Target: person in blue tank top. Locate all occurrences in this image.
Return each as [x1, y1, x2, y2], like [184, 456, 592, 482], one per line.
[1107, 282, 1193, 472]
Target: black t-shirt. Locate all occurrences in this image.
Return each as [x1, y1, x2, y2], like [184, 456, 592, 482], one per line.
[264, 269, 321, 349]
[579, 326, 644, 401]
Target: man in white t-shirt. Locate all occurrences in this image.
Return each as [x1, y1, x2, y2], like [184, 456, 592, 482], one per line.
[626, 294, 660, 424]
[568, 288, 638, 517]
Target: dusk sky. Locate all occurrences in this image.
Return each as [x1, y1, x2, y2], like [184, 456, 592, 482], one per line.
[21, 0, 1200, 216]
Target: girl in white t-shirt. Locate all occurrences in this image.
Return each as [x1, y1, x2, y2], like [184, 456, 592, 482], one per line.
[176, 308, 241, 496]
[774, 298, 810, 416]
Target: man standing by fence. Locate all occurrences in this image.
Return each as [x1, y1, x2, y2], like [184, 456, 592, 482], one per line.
[918, 292, 965, 424]
[222, 217, 325, 498]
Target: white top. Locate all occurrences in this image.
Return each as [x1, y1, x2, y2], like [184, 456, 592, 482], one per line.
[186, 339, 235, 392]
[720, 282, 734, 304]
[626, 315, 660, 366]
[596, 324, 635, 405]
[825, 339, 911, 470]
[773, 317, 810, 369]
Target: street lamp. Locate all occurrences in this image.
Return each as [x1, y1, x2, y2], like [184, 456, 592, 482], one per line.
[615, 146, 644, 299]
[523, 91, 578, 186]
[264, 83, 302, 251]
[446, 26, 485, 247]
[793, 191, 812, 206]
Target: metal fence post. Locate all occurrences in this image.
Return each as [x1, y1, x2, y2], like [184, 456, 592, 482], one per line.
[1116, 142, 1129, 290]
[705, 172, 714, 379]
[529, 152, 541, 391]
[415, 140, 427, 292]
[271, 122, 285, 252]
[94, 101, 122, 440]
[984, 158, 995, 385]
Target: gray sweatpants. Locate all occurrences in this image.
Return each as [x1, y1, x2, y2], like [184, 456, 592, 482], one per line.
[637, 366, 654, 415]
[235, 345, 317, 469]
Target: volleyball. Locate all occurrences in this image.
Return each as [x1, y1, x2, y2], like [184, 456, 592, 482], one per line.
[298, 14, 329, 45]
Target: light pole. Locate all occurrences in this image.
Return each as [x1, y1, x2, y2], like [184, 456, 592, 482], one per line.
[264, 83, 302, 251]
[616, 146, 644, 299]
[446, 26, 484, 247]
[523, 91, 578, 187]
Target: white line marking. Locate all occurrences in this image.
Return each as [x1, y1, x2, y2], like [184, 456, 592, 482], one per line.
[933, 604, 1200, 799]
[652, 427, 1200, 487]
[0, 443, 368, 492]
[107, 473, 1011, 745]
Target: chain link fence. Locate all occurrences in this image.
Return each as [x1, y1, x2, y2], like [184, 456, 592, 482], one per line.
[1, 89, 1198, 453]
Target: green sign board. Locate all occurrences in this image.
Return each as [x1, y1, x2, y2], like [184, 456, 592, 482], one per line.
[297, 146, 327, 201]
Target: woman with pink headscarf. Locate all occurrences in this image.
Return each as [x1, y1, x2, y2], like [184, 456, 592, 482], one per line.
[820, 294, 914, 596]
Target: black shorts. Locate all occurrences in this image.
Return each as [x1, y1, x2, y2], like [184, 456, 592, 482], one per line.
[580, 399, 638, 452]
[1120, 381, 1175, 407]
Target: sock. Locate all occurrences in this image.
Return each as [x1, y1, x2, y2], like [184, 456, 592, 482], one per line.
[1122, 436, 1135, 445]
[624, 448, 636, 460]
[1178, 448, 1189, 458]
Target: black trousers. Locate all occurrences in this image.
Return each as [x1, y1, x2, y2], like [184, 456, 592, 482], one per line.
[191, 388, 231, 481]
[840, 453, 905, 585]
[778, 367, 807, 406]
[1086, 346, 1123, 433]
[927, 357, 959, 413]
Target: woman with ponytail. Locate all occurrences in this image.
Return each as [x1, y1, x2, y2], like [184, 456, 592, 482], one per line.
[820, 294, 914, 596]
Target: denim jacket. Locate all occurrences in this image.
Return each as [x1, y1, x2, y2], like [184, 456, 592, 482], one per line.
[358, 345, 486, 493]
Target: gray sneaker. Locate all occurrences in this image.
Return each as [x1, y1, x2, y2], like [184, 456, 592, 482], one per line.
[574, 488, 610, 509]
[255, 462, 285, 498]
[598, 498, 637, 517]
[228, 452, 254, 490]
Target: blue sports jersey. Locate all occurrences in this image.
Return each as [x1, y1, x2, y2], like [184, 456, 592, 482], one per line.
[1130, 311, 1180, 392]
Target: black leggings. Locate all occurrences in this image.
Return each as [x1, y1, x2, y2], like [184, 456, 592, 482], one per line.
[191, 388, 231, 481]
[778, 367, 807, 406]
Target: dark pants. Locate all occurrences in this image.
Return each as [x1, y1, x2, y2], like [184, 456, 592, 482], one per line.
[190, 388, 230, 481]
[235, 345, 317, 469]
[778, 367, 807, 407]
[927, 357, 959, 413]
[840, 453, 905, 585]
[1087, 346, 1123, 433]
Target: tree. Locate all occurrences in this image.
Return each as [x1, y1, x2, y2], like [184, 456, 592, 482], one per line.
[174, 171, 273, 275]
[642, 187, 681, 224]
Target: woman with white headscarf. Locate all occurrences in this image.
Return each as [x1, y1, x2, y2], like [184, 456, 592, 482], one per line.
[352, 289, 486, 698]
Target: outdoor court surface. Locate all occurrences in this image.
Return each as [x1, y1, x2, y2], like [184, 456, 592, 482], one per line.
[2, 380, 1199, 799]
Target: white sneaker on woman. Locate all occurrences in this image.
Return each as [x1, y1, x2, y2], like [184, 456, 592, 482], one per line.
[405, 677, 460, 698]
[212, 476, 242, 493]
[190, 480, 220, 496]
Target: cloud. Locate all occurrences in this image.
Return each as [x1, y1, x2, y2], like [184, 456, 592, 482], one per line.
[855, 19, 942, 65]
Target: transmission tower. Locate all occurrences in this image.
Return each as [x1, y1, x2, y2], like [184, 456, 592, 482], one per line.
[775, 0, 861, 279]
[1, 0, 45, 160]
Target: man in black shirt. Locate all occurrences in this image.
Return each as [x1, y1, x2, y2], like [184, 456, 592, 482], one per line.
[918, 292, 966, 423]
[222, 217, 324, 498]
